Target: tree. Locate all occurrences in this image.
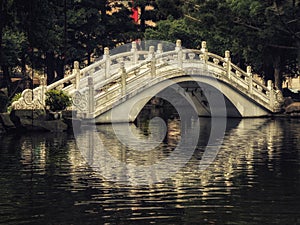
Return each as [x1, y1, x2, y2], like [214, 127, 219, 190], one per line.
[155, 0, 184, 20]
[67, 0, 105, 66]
[0, 0, 28, 97]
[12, 0, 65, 85]
[227, 0, 300, 89]
[105, 1, 140, 48]
[145, 16, 201, 48]
[146, 0, 300, 89]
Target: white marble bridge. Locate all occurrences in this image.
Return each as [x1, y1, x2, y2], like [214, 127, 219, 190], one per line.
[12, 40, 284, 123]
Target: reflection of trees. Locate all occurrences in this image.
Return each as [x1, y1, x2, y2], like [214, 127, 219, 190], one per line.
[170, 118, 300, 205]
[0, 131, 89, 224]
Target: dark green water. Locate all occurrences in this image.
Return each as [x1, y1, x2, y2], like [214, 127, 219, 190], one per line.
[0, 117, 300, 225]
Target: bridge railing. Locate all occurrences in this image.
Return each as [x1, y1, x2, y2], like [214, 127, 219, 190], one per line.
[88, 40, 283, 117]
[12, 39, 283, 116]
[169, 41, 281, 112]
[11, 61, 81, 110]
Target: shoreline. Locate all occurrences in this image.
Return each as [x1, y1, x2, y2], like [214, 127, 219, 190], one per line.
[1, 111, 299, 135]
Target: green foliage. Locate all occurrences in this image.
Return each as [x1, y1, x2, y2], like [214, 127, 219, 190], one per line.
[45, 90, 72, 112]
[10, 92, 22, 103]
[6, 92, 22, 113]
[155, 0, 183, 20]
[1, 0, 299, 92]
[145, 17, 202, 49]
[1, 28, 26, 67]
[147, 0, 299, 88]
[0, 92, 9, 113]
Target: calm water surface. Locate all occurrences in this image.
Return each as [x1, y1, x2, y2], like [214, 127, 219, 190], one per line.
[0, 117, 300, 225]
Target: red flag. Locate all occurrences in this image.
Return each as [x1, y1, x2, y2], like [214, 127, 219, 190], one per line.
[131, 7, 139, 22]
[130, 0, 139, 23]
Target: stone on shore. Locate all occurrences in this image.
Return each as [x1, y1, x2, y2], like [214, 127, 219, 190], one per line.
[19, 118, 68, 132]
[285, 102, 300, 114]
[0, 122, 5, 134]
[0, 113, 15, 129]
[10, 109, 69, 132]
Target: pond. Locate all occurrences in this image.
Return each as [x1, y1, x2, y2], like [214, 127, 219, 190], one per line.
[0, 115, 300, 224]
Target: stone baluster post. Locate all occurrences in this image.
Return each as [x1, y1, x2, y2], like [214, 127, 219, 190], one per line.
[247, 66, 253, 94]
[39, 74, 47, 108]
[175, 39, 182, 51]
[267, 80, 275, 108]
[131, 41, 138, 65]
[87, 76, 95, 118]
[120, 62, 127, 95]
[149, 46, 156, 78]
[175, 40, 183, 69]
[157, 43, 163, 54]
[156, 43, 163, 64]
[225, 50, 232, 79]
[104, 47, 111, 79]
[201, 41, 208, 62]
[73, 61, 80, 89]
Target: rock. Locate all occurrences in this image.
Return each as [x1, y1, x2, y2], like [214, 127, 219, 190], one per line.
[10, 109, 69, 132]
[0, 122, 6, 135]
[63, 117, 81, 131]
[39, 120, 68, 132]
[0, 113, 15, 129]
[285, 102, 300, 114]
[283, 97, 294, 108]
[11, 109, 46, 119]
[10, 109, 46, 128]
[19, 118, 68, 132]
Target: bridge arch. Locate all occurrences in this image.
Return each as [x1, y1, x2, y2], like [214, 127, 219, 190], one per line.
[95, 74, 271, 124]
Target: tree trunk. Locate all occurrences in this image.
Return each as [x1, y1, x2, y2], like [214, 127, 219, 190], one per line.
[46, 51, 55, 84]
[2, 65, 11, 96]
[55, 57, 64, 81]
[297, 40, 300, 72]
[87, 52, 91, 65]
[0, 0, 4, 63]
[273, 54, 282, 90]
[99, 0, 107, 25]
[21, 53, 26, 76]
[0, 0, 4, 77]
[140, 5, 146, 33]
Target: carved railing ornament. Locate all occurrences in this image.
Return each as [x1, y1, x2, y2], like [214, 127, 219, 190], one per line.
[72, 90, 89, 112]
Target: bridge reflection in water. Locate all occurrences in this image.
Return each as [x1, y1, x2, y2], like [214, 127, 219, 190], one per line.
[0, 117, 300, 224]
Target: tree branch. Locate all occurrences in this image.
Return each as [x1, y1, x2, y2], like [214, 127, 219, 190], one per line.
[184, 14, 201, 22]
[268, 44, 298, 50]
[274, 2, 300, 40]
[233, 19, 262, 31]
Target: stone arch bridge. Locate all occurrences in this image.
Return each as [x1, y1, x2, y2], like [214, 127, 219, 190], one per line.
[12, 40, 283, 123]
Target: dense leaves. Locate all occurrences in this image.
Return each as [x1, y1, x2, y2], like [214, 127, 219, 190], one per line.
[0, 0, 140, 98]
[45, 89, 72, 111]
[1, 0, 299, 96]
[146, 0, 300, 88]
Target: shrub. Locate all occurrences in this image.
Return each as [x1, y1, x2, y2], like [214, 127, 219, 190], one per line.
[45, 89, 72, 112]
[11, 92, 22, 103]
[7, 92, 22, 113]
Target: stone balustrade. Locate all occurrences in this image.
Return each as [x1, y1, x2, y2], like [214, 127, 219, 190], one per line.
[12, 40, 283, 118]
